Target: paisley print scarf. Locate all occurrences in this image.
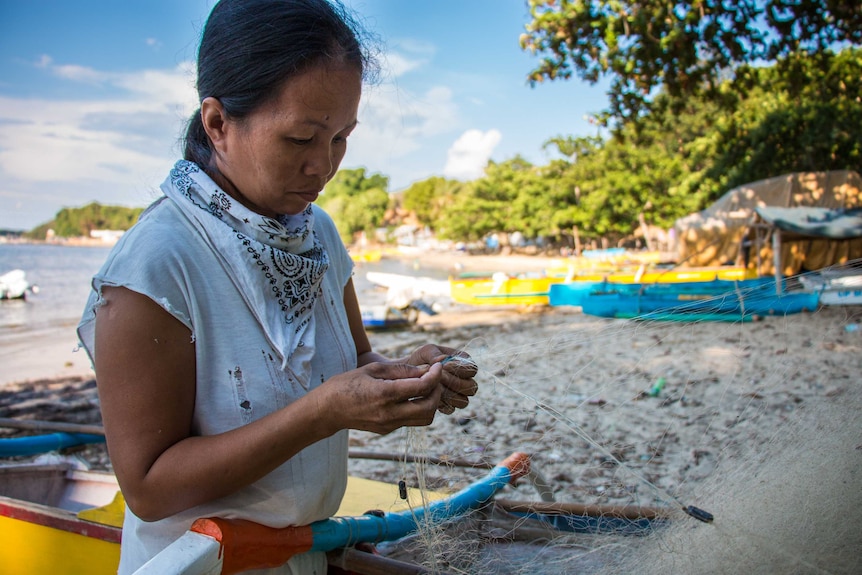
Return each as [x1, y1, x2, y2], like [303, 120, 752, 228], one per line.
[161, 160, 329, 378]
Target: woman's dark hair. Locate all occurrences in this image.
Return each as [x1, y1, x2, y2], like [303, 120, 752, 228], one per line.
[183, 0, 377, 166]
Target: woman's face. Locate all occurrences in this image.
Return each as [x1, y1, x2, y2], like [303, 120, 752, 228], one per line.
[206, 62, 362, 216]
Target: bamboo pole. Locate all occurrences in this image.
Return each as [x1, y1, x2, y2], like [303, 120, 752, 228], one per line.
[0, 417, 105, 436]
[327, 548, 450, 575]
[495, 498, 670, 521]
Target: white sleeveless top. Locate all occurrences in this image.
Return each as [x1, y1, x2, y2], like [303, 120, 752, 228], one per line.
[78, 199, 356, 574]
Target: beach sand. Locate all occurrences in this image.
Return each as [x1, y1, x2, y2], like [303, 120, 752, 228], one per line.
[2, 250, 861, 572]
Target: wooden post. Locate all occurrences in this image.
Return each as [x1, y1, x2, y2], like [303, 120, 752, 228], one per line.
[772, 228, 782, 295]
[638, 212, 655, 251]
[572, 226, 581, 256]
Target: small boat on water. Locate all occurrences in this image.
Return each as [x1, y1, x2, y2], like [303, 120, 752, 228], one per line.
[0, 269, 38, 300]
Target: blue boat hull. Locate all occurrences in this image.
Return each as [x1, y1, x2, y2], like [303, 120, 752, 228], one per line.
[550, 277, 819, 319]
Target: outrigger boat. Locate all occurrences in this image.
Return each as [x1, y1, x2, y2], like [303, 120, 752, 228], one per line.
[570, 285, 819, 320]
[797, 264, 862, 306]
[545, 264, 759, 284]
[360, 305, 416, 330]
[1, 422, 665, 575]
[449, 272, 558, 306]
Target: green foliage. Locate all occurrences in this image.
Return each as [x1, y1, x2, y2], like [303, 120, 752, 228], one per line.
[520, 0, 861, 126]
[317, 167, 392, 243]
[401, 177, 466, 230]
[27, 202, 144, 239]
[399, 48, 862, 248]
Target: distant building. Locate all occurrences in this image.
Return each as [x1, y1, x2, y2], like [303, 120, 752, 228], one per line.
[90, 230, 125, 244]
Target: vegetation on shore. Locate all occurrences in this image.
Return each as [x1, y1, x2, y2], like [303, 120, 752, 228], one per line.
[19, 202, 144, 241]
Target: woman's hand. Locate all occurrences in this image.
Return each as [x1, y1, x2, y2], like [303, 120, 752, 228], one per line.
[405, 344, 479, 415]
[320, 362, 446, 435]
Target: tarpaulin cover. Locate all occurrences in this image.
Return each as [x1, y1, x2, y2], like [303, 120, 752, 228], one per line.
[754, 207, 862, 239]
[673, 171, 862, 275]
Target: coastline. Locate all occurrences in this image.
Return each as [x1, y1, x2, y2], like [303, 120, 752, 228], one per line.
[0, 249, 562, 388]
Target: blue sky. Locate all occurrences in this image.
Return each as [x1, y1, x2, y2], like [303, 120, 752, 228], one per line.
[0, 1, 609, 230]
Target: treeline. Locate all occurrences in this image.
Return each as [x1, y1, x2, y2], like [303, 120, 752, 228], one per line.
[325, 48, 862, 249]
[26, 202, 145, 240]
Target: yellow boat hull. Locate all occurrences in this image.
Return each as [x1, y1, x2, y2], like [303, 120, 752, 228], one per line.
[450, 275, 557, 306]
[0, 465, 441, 574]
[547, 266, 758, 284]
[0, 500, 121, 575]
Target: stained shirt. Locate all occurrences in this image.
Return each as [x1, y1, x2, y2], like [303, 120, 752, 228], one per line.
[78, 199, 356, 574]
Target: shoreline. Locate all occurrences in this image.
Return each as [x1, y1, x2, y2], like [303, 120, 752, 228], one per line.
[0, 249, 562, 388]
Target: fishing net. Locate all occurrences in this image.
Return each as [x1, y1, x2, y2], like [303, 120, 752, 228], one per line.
[350, 260, 862, 575]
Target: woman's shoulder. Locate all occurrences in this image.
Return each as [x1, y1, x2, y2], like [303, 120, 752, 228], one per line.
[122, 198, 202, 252]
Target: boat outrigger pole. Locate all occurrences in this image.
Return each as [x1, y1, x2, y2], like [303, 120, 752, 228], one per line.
[133, 452, 531, 575]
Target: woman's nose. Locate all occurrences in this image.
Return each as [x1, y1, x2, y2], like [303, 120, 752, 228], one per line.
[303, 144, 334, 178]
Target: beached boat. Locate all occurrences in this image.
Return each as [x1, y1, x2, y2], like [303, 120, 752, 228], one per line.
[0, 459, 123, 575]
[1, 449, 663, 575]
[549, 277, 775, 308]
[798, 267, 862, 306]
[349, 249, 383, 263]
[573, 286, 819, 320]
[360, 305, 415, 330]
[0, 269, 38, 300]
[365, 271, 451, 306]
[546, 264, 758, 284]
[449, 272, 558, 306]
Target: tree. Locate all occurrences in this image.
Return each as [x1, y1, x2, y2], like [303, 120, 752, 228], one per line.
[317, 167, 392, 244]
[401, 176, 463, 230]
[520, 0, 862, 126]
[46, 202, 144, 238]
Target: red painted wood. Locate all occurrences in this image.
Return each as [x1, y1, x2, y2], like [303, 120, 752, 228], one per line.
[0, 497, 122, 544]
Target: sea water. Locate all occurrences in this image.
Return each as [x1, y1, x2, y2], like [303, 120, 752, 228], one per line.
[0, 242, 449, 350]
[0, 244, 113, 333]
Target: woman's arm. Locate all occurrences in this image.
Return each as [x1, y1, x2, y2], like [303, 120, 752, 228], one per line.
[95, 286, 444, 522]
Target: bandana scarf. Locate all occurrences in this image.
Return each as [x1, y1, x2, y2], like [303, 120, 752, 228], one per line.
[161, 160, 329, 381]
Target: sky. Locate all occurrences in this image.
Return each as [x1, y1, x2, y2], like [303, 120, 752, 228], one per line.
[0, 1, 609, 231]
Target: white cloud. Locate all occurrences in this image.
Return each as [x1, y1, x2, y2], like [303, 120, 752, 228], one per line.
[443, 129, 502, 181]
[0, 60, 196, 184]
[0, 61, 198, 226]
[382, 52, 423, 78]
[346, 83, 458, 183]
[52, 64, 108, 84]
[378, 37, 434, 80]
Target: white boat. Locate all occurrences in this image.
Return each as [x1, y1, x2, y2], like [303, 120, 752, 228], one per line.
[360, 305, 415, 330]
[798, 267, 862, 306]
[365, 271, 450, 309]
[0, 269, 38, 300]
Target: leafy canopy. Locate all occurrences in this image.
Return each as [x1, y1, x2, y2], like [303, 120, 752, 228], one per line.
[520, 0, 862, 125]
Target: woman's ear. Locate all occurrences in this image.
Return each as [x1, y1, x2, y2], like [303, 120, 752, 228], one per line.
[200, 97, 228, 151]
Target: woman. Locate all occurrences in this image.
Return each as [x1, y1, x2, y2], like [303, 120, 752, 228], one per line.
[77, 1, 478, 573]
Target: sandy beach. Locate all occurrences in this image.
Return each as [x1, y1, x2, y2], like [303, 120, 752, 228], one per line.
[2, 250, 861, 573]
